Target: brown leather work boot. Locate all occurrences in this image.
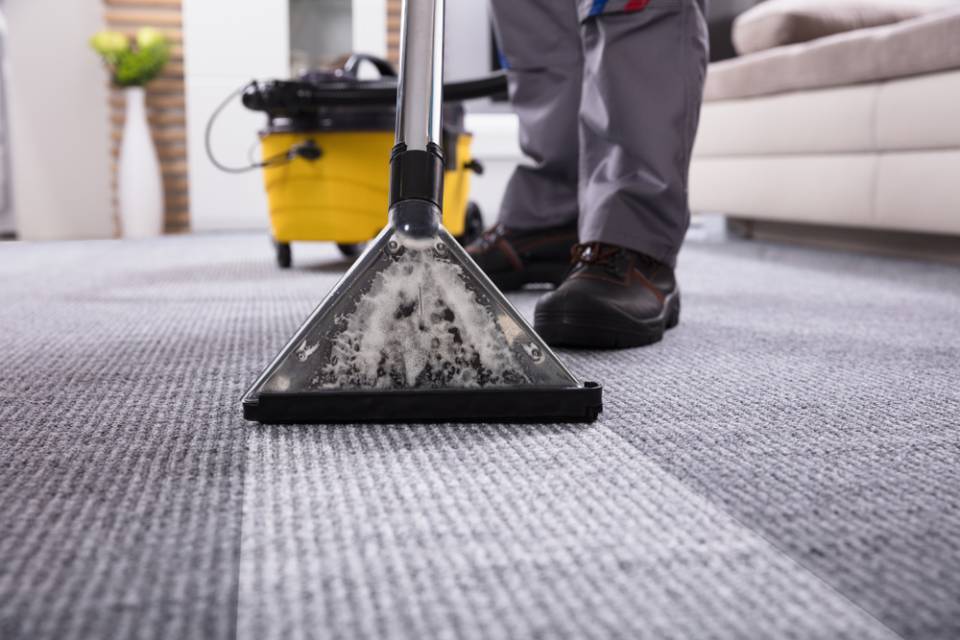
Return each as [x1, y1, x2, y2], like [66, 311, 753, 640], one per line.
[533, 242, 680, 348]
[465, 222, 578, 292]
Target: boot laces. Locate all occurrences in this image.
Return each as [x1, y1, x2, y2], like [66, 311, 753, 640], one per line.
[571, 242, 623, 266]
[570, 242, 666, 279]
[475, 224, 506, 250]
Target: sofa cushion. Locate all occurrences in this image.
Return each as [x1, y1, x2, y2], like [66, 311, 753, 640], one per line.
[706, 9, 960, 101]
[734, 0, 934, 55]
[694, 69, 960, 156]
[732, 0, 949, 55]
[694, 85, 877, 157]
[690, 155, 876, 226]
[876, 70, 960, 150]
[689, 151, 960, 236]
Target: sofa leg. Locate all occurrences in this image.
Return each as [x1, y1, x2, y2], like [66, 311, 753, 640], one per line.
[722, 218, 960, 264]
[726, 217, 755, 239]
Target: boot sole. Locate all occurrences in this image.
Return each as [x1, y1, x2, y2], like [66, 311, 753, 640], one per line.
[534, 291, 681, 349]
[489, 263, 570, 292]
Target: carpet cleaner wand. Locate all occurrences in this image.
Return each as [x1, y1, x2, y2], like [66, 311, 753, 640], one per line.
[241, 0, 602, 422]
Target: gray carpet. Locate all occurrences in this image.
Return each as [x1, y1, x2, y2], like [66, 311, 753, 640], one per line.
[1, 232, 958, 640]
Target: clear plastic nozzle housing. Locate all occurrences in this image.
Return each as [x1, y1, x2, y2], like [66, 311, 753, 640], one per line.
[252, 222, 578, 395]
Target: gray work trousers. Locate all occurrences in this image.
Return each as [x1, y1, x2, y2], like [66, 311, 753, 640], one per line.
[488, 0, 709, 267]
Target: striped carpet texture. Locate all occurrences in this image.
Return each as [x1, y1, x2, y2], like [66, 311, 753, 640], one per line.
[1, 233, 958, 639]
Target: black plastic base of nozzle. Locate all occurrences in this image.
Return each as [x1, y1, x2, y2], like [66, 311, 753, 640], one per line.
[389, 142, 444, 208]
[243, 382, 603, 424]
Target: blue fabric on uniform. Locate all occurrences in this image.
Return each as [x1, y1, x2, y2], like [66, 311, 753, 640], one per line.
[588, 0, 609, 16]
[497, 48, 511, 70]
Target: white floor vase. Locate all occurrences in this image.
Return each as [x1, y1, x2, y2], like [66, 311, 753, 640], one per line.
[118, 86, 164, 238]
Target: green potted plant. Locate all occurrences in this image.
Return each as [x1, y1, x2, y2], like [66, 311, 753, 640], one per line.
[91, 28, 171, 237]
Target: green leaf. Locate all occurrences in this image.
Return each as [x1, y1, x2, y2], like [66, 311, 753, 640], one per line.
[90, 30, 130, 57]
[91, 26, 170, 86]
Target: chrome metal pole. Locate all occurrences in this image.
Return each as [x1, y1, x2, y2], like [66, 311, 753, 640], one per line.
[395, 0, 444, 150]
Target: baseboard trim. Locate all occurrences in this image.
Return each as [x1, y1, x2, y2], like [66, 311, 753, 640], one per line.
[727, 219, 960, 265]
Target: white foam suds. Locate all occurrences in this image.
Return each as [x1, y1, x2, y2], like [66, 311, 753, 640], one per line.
[296, 339, 319, 361]
[310, 238, 529, 389]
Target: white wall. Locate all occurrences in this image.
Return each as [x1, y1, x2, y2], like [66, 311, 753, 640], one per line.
[444, 0, 491, 82]
[352, 0, 387, 59]
[290, 0, 353, 73]
[0, 10, 14, 235]
[5, 0, 113, 240]
[464, 112, 520, 226]
[182, 0, 289, 232]
[448, 1, 519, 224]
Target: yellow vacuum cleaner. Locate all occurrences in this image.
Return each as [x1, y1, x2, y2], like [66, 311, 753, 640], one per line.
[258, 124, 480, 265]
[208, 54, 499, 267]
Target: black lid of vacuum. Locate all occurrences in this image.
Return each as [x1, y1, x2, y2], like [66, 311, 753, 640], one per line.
[242, 53, 507, 132]
[243, 54, 398, 131]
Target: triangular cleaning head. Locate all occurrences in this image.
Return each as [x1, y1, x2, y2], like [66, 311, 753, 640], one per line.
[243, 225, 602, 423]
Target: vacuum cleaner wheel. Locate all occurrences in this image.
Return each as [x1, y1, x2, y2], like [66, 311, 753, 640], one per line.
[337, 243, 366, 258]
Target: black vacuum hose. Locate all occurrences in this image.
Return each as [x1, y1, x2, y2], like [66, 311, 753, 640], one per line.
[208, 72, 508, 174]
[241, 72, 508, 111]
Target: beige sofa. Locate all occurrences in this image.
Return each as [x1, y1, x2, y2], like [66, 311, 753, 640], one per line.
[690, 7, 960, 238]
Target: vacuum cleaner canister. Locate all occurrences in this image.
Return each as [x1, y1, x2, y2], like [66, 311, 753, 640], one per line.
[241, 0, 602, 423]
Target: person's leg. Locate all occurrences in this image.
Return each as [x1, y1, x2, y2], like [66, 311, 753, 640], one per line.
[534, 0, 709, 348]
[487, 0, 582, 230]
[467, 0, 582, 291]
[577, 0, 709, 267]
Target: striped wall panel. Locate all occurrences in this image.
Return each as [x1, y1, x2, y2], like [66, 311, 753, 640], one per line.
[387, 0, 401, 67]
[104, 0, 189, 234]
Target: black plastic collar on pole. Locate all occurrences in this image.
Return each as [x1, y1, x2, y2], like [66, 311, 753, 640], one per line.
[389, 142, 445, 208]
